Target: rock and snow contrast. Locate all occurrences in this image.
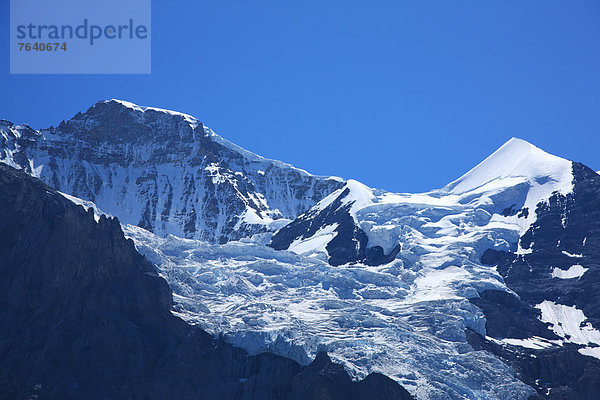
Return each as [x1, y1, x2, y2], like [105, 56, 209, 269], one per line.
[271, 137, 574, 266]
[3, 100, 600, 399]
[0, 100, 342, 243]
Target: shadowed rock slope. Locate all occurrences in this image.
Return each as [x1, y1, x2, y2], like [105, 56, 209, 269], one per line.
[0, 163, 412, 400]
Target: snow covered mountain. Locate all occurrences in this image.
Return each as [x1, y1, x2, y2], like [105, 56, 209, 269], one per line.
[270, 138, 573, 266]
[0, 100, 343, 243]
[4, 101, 600, 399]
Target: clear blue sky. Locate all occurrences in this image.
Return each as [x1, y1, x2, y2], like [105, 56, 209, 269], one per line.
[1, 1, 599, 192]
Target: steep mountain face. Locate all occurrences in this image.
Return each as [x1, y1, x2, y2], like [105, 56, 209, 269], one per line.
[0, 163, 412, 400]
[0, 100, 342, 243]
[469, 162, 600, 399]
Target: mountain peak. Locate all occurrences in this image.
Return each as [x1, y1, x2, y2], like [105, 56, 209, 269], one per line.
[108, 99, 198, 122]
[53, 99, 205, 145]
[1, 99, 345, 243]
[87, 99, 201, 128]
[444, 137, 572, 196]
[312, 178, 376, 215]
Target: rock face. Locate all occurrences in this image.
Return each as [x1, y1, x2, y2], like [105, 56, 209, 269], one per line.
[0, 163, 412, 400]
[471, 163, 600, 399]
[0, 100, 343, 243]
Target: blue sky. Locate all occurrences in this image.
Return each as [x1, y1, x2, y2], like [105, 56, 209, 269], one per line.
[1, 1, 599, 192]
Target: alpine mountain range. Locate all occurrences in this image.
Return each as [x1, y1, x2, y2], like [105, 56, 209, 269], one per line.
[1, 99, 600, 399]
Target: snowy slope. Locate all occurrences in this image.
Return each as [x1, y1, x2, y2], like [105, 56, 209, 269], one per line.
[0, 101, 343, 243]
[443, 137, 573, 233]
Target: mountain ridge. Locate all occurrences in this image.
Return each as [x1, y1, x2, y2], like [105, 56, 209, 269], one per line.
[0, 99, 344, 243]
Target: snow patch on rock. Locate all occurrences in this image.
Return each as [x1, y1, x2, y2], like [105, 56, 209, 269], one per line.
[59, 191, 110, 222]
[536, 301, 600, 347]
[551, 265, 588, 280]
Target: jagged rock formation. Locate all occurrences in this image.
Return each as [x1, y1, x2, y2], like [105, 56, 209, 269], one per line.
[0, 163, 412, 400]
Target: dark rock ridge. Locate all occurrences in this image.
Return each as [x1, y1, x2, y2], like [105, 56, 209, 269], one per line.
[471, 163, 600, 399]
[466, 329, 600, 400]
[269, 185, 399, 266]
[0, 100, 343, 243]
[0, 163, 413, 400]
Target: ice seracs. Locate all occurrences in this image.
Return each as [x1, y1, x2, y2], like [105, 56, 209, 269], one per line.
[125, 223, 535, 400]
[130, 137, 579, 398]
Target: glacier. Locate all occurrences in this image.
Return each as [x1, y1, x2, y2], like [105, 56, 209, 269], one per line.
[124, 224, 534, 400]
